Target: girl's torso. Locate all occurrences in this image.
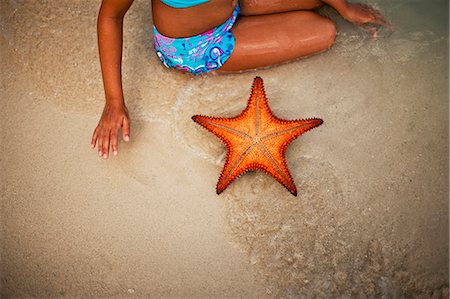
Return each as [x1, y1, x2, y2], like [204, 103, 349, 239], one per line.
[152, 0, 238, 38]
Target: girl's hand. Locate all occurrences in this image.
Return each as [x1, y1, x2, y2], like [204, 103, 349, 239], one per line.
[342, 3, 389, 38]
[91, 102, 130, 159]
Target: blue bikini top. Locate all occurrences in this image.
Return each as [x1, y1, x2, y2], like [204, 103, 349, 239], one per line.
[160, 0, 209, 8]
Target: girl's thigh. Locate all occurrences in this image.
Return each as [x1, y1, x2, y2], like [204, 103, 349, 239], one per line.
[219, 11, 336, 72]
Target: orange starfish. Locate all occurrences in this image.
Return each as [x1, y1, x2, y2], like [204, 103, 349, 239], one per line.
[192, 77, 323, 196]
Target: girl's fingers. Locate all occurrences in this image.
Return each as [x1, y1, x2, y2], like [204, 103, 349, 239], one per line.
[111, 129, 119, 156]
[122, 117, 130, 142]
[360, 19, 393, 39]
[360, 24, 379, 39]
[102, 132, 110, 159]
[367, 7, 388, 27]
[373, 14, 388, 27]
[98, 133, 104, 156]
[94, 108, 131, 158]
[356, 3, 388, 28]
[91, 126, 100, 148]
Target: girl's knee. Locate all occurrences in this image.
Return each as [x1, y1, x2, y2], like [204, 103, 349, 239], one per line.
[305, 13, 336, 48]
[321, 17, 336, 47]
[290, 11, 336, 47]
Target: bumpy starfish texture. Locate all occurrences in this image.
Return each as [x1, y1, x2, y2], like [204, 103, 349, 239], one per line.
[192, 77, 323, 196]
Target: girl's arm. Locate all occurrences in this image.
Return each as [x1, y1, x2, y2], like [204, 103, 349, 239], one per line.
[92, 0, 134, 159]
[97, 0, 134, 101]
[321, 0, 388, 37]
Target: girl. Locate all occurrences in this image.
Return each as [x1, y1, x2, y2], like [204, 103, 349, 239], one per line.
[91, 0, 387, 159]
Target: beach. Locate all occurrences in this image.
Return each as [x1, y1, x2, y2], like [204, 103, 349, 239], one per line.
[1, 0, 448, 297]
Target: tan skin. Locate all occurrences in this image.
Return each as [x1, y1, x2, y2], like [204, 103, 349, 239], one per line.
[92, 0, 387, 159]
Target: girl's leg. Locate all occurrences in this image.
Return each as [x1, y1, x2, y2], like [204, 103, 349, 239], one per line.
[218, 11, 336, 72]
[239, 0, 324, 15]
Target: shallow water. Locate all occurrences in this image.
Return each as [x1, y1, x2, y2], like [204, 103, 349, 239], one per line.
[1, 0, 448, 297]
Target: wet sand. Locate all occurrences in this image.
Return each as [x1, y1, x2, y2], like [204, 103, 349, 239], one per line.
[1, 0, 448, 298]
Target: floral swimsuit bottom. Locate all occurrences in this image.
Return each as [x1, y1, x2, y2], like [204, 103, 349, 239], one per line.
[153, 4, 240, 76]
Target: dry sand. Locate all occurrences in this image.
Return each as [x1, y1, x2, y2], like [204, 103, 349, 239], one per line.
[1, 0, 448, 298]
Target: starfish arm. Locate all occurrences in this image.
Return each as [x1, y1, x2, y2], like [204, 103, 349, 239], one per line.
[249, 78, 323, 139]
[216, 143, 298, 196]
[247, 76, 276, 137]
[261, 118, 323, 146]
[254, 143, 297, 196]
[216, 139, 255, 192]
[193, 114, 254, 194]
[216, 144, 256, 194]
[192, 115, 252, 141]
[258, 118, 323, 195]
[192, 114, 259, 139]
